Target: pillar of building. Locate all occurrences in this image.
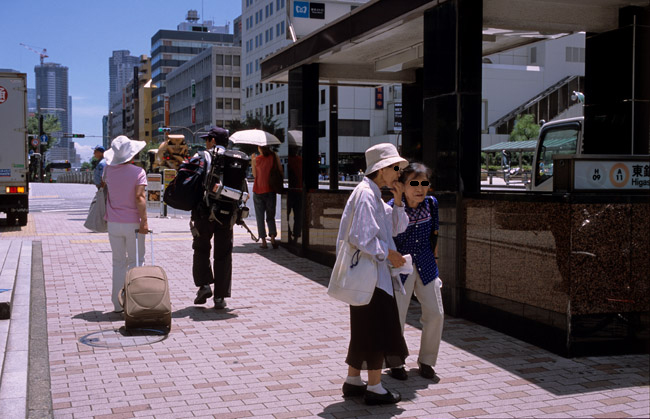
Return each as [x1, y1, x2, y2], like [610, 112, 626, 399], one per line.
[584, 6, 650, 155]
[288, 64, 320, 249]
[421, 0, 482, 315]
[401, 69, 423, 161]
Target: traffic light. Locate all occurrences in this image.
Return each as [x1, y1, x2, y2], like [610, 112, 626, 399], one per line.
[72, 134, 85, 138]
[158, 127, 171, 132]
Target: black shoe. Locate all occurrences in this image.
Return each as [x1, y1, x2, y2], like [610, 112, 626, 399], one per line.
[341, 382, 366, 398]
[364, 389, 401, 405]
[194, 285, 212, 305]
[419, 363, 438, 381]
[389, 367, 408, 381]
[213, 297, 227, 310]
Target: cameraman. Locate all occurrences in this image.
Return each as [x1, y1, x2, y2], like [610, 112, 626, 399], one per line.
[191, 126, 247, 310]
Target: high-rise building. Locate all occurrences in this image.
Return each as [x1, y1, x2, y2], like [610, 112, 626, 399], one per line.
[166, 46, 242, 142]
[34, 62, 70, 136]
[108, 50, 140, 139]
[27, 88, 36, 116]
[244, 0, 402, 174]
[124, 55, 155, 143]
[150, 10, 236, 142]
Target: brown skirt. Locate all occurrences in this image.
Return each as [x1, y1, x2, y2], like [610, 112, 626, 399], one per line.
[346, 287, 408, 370]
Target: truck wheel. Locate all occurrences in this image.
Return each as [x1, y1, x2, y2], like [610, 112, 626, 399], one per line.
[16, 213, 28, 226]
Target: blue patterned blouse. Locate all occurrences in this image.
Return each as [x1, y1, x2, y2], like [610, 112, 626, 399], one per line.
[388, 195, 439, 285]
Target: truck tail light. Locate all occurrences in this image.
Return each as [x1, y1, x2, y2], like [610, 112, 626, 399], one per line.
[6, 186, 25, 194]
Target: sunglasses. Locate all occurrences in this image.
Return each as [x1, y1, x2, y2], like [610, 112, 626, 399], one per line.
[392, 165, 401, 171]
[409, 180, 430, 187]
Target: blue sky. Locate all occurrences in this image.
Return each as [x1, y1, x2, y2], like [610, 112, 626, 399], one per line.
[0, 0, 241, 161]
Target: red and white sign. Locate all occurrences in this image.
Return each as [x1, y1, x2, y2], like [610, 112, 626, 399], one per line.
[0, 86, 7, 104]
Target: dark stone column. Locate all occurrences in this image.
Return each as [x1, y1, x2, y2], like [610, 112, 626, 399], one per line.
[584, 6, 650, 155]
[401, 69, 423, 161]
[422, 0, 482, 316]
[288, 64, 319, 251]
[329, 86, 339, 190]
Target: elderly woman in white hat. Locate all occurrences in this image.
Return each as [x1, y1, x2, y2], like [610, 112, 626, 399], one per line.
[338, 143, 410, 405]
[103, 135, 148, 313]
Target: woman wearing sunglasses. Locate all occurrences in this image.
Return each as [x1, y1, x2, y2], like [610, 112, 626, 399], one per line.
[387, 162, 443, 382]
[338, 143, 410, 405]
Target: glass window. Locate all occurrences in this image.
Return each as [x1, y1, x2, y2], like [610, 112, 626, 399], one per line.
[233, 77, 240, 88]
[233, 56, 240, 66]
[233, 99, 240, 110]
[225, 98, 232, 110]
[534, 123, 580, 187]
[225, 76, 232, 88]
[216, 54, 224, 65]
[216, 76, 223, 88]
[216, 98, 223, 109]
[225, 55, 232, 65]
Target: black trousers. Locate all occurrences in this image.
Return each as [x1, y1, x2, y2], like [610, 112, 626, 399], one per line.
[191, 207, 233, 298]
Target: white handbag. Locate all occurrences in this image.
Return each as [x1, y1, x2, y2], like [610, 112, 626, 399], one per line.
[327, 184, 378, 306]
[83, 187, 107, 233]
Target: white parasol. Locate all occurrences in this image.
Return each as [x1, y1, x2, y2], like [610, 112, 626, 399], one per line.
[229, 129, 281, 147]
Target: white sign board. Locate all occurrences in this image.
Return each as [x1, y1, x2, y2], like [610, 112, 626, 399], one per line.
[574, 160, 650, 190]
[146, 173, 162, 208]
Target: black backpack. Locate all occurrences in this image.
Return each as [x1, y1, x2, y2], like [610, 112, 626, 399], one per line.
[163, 151, 206, 211]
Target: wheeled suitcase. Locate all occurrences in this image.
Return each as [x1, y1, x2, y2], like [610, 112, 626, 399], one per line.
[119, 230, 172, 333]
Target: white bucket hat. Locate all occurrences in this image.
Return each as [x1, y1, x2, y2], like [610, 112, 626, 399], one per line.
[104, 135, 146, 166]
[364, 143, 408, 175]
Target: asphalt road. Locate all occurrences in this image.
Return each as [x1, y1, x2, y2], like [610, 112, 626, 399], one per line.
[26, 181, 280, 226]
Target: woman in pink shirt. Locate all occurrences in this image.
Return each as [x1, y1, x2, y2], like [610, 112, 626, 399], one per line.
[103, 136, 148, 313]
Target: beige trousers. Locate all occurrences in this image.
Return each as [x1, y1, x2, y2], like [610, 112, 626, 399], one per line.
[394, 267, 444, 366]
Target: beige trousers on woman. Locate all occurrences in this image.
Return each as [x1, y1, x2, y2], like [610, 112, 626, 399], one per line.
[394, 267, 444, 367]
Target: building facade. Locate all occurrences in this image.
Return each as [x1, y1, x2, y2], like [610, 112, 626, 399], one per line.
[242, 0, 405, 174]
[34, 62, 70, 136]
[108, 50, 140, 139]
[166, 46, 242, 143]
[150, 12, 235, 142]
[124, 55, 154, 143]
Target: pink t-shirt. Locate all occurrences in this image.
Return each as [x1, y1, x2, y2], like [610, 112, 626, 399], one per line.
[104, 164, 147, 224]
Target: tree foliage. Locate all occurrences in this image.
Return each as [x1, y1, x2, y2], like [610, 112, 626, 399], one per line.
[27, 114, 62, 152]
[509, 114, 540, 142]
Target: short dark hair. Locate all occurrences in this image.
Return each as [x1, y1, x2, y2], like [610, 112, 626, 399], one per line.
[399, 162, 432, 183]
[366, 170, 379, 180]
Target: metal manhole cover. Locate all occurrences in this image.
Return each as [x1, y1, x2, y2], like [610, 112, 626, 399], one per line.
[79, 327, 168, 348]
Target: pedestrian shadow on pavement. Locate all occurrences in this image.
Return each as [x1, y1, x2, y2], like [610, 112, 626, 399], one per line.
[238, 242, 649, 398]
[73, 310, 126, 323]
[172, 306, 238, 322]
[318, 399, 405, 419]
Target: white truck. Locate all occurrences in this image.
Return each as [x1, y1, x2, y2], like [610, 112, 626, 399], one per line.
[0, 71, 29, 226]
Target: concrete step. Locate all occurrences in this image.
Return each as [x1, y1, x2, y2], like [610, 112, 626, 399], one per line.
[0, 240, 32, 418]
[0, 240, 20, 319]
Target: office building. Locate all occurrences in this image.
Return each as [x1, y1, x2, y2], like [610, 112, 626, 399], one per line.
[108, 50, 140, 139]
[34, 62, 70, 136]
[124, 55, 154, 143]
[166, 46, 241, 142]
[243, 0, 401, 173]
[150, 10, 235, 142]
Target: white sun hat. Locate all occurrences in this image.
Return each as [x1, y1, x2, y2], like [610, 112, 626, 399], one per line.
[104, 135, 147, 166]
[364, 143, 408, 175]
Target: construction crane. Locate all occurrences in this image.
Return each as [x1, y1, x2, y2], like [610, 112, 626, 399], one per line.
[19, 43, 48, 65]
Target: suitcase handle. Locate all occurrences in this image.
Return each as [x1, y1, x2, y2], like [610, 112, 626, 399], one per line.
[135, 229, 154, 267]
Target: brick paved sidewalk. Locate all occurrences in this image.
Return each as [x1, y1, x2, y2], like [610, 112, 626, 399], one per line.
[6, 212, 650, 418]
